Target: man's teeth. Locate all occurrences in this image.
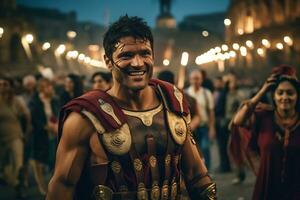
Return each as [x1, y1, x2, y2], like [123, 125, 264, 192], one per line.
[129, 71, 145, 76]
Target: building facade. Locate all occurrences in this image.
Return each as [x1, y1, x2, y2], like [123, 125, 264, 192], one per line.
[0, 0, 106, 77]
[225, 0, 300, 78]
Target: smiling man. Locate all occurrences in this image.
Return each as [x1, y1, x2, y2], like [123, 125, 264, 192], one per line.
[47, 16, 216, 200]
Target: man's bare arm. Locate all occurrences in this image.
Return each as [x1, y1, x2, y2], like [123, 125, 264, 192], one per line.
[181, 131, 216, 199]
[46, 112, 94, 200]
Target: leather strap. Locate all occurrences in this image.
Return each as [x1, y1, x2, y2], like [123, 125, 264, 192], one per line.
[146, 135, 160, 199]
[128, 144, 148, 200]
[146, 135, 160, 181]
[110, 156, 129, 193]
[161, 119, 173, 200]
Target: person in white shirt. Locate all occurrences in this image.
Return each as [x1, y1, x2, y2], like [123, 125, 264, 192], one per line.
[186, 69, 216, 169]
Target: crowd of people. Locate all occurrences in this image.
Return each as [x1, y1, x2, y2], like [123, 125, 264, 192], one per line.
[0, 71, 112, 198]
[1, 15, 300, 200]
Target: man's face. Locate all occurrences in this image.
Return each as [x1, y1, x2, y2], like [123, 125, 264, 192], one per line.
[40, 81, 54, 98]
[24, 80, 36, 92]
[189, 70, 203, 88]
[106, 36, 154, 91]
[274, 81, 298, 112]
[0, 79, 11, 94]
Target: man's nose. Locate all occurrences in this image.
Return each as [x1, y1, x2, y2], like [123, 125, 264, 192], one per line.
[131, 55, 144, 67]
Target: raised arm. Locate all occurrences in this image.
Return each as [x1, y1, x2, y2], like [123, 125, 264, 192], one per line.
[46, 112, 94, 200]
[233, 74, 277, 126]
[181, 130, 216, 199]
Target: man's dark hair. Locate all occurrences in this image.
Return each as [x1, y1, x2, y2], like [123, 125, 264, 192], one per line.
[103, 15, 153, 60]
[91, 71, 112, 83]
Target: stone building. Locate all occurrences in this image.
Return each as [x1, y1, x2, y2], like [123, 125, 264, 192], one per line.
[0, 0, 106, 77]
[0, 0, 34, 75]
[225, 0, 300, 79]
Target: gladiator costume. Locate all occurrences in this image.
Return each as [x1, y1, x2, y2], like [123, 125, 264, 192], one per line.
[58, 79, 216, 200]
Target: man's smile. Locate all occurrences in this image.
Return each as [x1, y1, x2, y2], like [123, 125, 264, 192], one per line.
[127, 70, 146, 76]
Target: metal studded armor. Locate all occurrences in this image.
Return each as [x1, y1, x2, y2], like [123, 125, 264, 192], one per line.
[58, 79, 206, 200]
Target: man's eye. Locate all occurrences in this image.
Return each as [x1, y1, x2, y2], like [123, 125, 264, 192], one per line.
[121, 56, 131, 60]
[141, 51, 151, 57]
[120, 53, 133, 59]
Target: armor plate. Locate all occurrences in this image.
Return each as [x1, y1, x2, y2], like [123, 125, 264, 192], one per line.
[102, 124, 132, 155]
[166, 111, 187, 145]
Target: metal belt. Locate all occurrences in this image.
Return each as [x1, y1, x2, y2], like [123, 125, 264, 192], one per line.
[94, 184, 182, 200]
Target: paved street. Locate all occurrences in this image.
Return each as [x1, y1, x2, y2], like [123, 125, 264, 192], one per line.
[214, 171, 255, 200]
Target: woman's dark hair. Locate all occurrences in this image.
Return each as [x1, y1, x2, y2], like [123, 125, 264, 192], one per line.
[271, 77, 300, 111]
[67, 74, 83, 98]
[103, 15, 153, 60]
[91, 72, 112, 83]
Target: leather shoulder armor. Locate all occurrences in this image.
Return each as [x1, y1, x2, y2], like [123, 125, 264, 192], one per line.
[149, 79, 190, 116]
[58, 90, 132, 155]
[150, 79, 191, 145]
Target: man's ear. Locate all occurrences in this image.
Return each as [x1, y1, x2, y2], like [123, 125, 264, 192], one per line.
[104, 54, 113, 71]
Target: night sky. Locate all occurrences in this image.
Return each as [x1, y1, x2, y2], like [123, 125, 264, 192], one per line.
[16, 0, 229, 27]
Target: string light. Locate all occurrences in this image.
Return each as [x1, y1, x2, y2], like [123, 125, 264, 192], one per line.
[276, 43, 284, 50]
[224, 18, 231, 26]
[202, 30, 209, 37]
[67, 31, 77, 39]
[0, 27, 4, 38]
[42, 42, 51, 51]
[25, 34, 34, 44]
[78, 54, 85, 61]
[232, 43, 240, 50]
[215, 46, 221, 53]
[221, 44, 229, 51]
[163, 59, 170, 66]
[257, 48, 264, 56]
[55, 44, 66, 55]
[246, 40, 254, 49]
[283, 36, 293, 46]
[240, 46, 247, 56]
[90, 60, 104, 68]
[262, 39, 271, 48]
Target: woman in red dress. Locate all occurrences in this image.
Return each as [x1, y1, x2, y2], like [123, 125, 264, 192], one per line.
[232, 65, 300, 200]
